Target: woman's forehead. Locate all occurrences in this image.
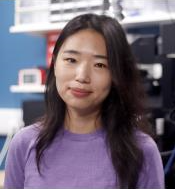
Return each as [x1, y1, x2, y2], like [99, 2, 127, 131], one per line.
[59, 29, 107, 55]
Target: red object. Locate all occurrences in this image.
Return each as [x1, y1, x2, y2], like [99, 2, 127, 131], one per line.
[40, 68, 47, 84]
[46, 32, 60, 67]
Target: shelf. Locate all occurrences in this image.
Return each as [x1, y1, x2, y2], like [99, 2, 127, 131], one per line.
[121, 13, 175, 28]
[16, 5, 49, 12]
[50, 1, 103, 11]
[10, 22, 65, 34]
[10, 85, 45, 93]
[9, 12, 175, 35]
[167, 53, 175, 59]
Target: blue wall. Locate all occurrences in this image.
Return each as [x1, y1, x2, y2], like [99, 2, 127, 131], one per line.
[0, 0, 47, 170]
[0, 0, 46, 108]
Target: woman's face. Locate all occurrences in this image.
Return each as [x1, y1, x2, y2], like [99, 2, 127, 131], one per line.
[54, 29, 112, 113]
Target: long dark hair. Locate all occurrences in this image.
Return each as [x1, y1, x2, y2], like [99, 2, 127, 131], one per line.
[36, 13, 150, 188]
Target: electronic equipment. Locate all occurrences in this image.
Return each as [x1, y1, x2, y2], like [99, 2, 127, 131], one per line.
[158, 23, 175, 55]
[22, 100, 45, 126]
[18, 68, 46, 85]
[130, 34, 157, 63]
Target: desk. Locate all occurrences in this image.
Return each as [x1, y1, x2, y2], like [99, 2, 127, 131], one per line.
[0, 171, 4, 188]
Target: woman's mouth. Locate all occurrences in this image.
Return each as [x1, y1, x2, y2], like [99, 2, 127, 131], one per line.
[70, 88, 92, 98]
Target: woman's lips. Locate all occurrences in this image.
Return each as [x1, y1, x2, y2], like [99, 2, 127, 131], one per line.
[70, 88, 92, 98]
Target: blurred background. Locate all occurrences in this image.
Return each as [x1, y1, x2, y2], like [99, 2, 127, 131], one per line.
[0, 0, 175, 188]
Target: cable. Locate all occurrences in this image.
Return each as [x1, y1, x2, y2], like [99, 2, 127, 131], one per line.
[164, 144, 175, 175]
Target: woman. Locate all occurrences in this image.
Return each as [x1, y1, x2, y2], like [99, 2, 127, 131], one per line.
[4, 13, 164, 189]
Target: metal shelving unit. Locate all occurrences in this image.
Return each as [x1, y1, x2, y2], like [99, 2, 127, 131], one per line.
[10, 0, 175, 35]
[10, 12, 175, 34]
[9, 0, 175, 93]
[10, 0, 106, 35]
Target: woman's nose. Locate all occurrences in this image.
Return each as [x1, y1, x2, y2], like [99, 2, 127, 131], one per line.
[75, 63, 91, 83]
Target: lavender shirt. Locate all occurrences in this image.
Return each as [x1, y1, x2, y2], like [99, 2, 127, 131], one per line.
[4, 124, 164, 189]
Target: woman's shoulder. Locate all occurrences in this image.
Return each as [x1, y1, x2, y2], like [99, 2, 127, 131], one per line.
[135, 131, 165, 188]
[5, 123, 42, 166]
[135, 130, 160, 157]
[9, 123, 41, 151]
[14, 123, 40, 140]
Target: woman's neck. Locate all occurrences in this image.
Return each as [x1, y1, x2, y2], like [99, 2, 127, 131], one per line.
[64, 107, 102, 134]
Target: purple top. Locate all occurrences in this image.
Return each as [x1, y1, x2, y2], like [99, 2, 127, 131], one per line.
[4, 124, 165, 189]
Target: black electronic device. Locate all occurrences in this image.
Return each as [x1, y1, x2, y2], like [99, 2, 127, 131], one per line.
[158, 23, 175, 55]
[162, 58, 175, 109]
[131, 35, 156, 63]
[22, 100, 45, 126]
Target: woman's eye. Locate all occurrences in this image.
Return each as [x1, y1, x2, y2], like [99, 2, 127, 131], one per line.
[64, 58, 77, 63]
[95, 63, 107, 68]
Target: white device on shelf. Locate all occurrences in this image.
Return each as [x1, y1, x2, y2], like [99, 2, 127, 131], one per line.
[18, 68, 46, 85]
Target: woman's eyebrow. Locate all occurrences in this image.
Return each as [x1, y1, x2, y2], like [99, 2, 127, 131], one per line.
[63, 50, 80, 55]
[63, 50, 108, 59]
[93, 54, 108, 60]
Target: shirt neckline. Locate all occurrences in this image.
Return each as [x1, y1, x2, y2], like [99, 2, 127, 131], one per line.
[62, 127, 105, 141]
